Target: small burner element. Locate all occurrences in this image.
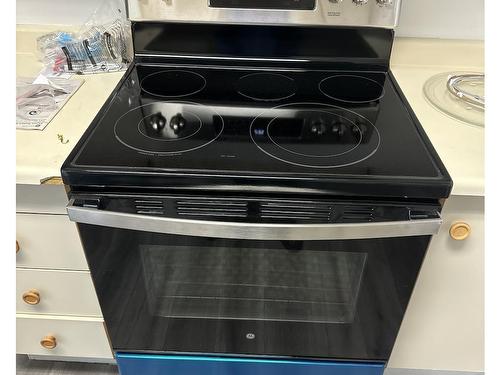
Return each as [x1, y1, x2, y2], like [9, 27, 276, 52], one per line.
[319, 75, 385, 103]
[237, 73, 297, 101]
[114, 102, 224, 155]
[250, 102, 380, 168]
[140, 70, 207, 98]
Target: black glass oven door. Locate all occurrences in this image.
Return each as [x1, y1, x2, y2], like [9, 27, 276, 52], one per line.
[68, 194, 438, 362]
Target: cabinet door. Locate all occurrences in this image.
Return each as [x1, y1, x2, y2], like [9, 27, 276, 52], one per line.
[16, 213, 89, 270]
[389, 196, 484, 372]
[17, 314, 113, 359]
[16, 269, 102, 317]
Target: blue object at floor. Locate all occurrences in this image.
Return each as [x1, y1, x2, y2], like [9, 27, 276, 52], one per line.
[116, 353, 385, 375]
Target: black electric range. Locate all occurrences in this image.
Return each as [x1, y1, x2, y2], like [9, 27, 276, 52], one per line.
[63, 62, 451, 199]
[62, 8, 453, 375]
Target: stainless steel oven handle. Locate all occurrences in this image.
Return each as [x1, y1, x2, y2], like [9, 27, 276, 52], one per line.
[67, 201, 442, 241]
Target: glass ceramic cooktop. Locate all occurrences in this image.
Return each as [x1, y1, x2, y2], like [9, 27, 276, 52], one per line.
[69, 64, 443, 180]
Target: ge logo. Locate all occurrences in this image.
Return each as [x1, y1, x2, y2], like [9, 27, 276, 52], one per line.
[246, 333, 255, 340]
[28, 110, 39, 116]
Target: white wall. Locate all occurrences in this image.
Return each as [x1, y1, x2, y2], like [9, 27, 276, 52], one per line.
[16, 0, 105, 26]
[396, 0, 484, 40]
[16, 0, 485, 38]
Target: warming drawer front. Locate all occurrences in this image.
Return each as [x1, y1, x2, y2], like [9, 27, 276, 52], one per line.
[116, 353, 385, 375]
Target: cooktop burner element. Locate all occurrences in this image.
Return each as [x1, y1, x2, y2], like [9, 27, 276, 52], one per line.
[114, 102, 224, 155]
[236, 72, 297, 101]
[250, 103, 380, 168]
[140, 70, 207, 98]
[320, 75, 385, 103]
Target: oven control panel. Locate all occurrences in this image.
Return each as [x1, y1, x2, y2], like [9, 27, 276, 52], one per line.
[128, 0, 401, 28]
[209, 0, 317, 10]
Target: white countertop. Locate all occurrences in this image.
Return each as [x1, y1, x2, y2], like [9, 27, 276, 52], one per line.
[391, 38, 484, 197]
[16, 28, 484, 197]
[16, 25, 125, 185]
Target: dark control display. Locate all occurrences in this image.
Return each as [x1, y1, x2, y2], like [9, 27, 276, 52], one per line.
[209, 0, 316, 10]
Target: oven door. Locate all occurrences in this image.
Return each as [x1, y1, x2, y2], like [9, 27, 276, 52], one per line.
[67, 193, 440, 363]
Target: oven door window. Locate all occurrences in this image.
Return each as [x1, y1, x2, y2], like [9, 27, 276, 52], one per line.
[79, 225, 428, 361]
[141, 245, 366, 324]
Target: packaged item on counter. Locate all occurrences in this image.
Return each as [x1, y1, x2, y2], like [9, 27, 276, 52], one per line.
[36, 0, 132, 75]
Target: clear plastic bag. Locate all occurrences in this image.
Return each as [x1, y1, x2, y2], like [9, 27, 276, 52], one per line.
[36, 0, 132, 75]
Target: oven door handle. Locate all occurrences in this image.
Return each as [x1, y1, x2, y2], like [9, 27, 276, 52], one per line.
[67, 199, 442, 241]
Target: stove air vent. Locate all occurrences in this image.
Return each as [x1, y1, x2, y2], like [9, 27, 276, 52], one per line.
[341, 206, 375, 222]
[259, 200, 333, 223]
[173, 198, 376, 223]
[176, 199, 248, 219]
[134, 199, 165, 216]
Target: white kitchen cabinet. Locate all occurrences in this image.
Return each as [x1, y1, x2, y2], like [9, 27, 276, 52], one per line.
[16, 213, 89, 271]
[16, 269, 101, 317]
[16, 184, 69, 215]
[389, 195, 484, 373]
[17, 314, 113, 359]
[16, 182, 112, 361]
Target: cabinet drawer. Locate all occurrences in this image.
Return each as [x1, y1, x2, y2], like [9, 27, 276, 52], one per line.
[16, 213, 89, 270]
[17, 314, 113, 359]
[16, 184, 68, 215]
[16, 269, 102, 317]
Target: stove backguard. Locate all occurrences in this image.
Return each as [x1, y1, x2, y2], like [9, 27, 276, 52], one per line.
[132, 22, 394, 72]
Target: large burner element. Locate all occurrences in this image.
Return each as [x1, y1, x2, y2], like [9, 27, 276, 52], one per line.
[140, 70, 207, 98]
[250, 102, 380, 168]
[115, 102, 224, 155]
[320, 75, 385, 103]
[237, 72, 297, 101]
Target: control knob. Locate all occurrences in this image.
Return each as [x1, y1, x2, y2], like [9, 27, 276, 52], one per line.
[352, 0, 368, 5]
[332, 122, 346, 137]
[310, 120, 326, 136]
[148, 113, 166, 132]
[170, 113, 186, 134]
[352, 122, 367, 140]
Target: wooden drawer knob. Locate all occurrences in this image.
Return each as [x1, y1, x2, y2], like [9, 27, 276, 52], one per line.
[22, 289, 40, 305]
[16, 240, 20, 254]
[40, 335, 57, 350]
[450, 222, 471, 241]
